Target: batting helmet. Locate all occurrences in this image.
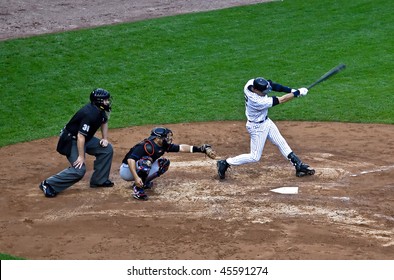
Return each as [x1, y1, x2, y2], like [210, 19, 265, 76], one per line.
[90, 88, 112, 112]
[148, 127, 173, 145]
[253, 78, 272, 94]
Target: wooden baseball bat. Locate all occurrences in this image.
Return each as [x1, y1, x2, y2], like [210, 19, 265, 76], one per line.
[307, 63, 346, 89]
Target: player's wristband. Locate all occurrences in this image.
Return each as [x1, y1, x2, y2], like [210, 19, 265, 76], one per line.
[292, 90, 300, 97]
[191, 146, 203, 153]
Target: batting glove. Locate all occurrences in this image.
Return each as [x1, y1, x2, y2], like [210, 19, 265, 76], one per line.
[298, 88, 308, 97]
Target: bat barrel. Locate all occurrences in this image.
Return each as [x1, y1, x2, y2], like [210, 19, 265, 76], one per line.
[307, 63, 346, 89]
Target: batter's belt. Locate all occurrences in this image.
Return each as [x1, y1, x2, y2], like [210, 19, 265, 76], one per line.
[247, 116, 268, 124]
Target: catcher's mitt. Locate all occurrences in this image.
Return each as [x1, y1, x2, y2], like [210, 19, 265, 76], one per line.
[200, 144, 216, 159]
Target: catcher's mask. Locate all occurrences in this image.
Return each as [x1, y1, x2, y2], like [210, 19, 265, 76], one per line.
[253, 77, 272, 95]
[148, 127, 173, 145]
[90, 88, 112, 112]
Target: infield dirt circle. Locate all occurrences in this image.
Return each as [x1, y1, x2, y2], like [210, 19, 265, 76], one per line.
[1, 0, 393, 260]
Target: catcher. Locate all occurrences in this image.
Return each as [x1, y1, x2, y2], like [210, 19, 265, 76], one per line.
[120, 127, 216, 200]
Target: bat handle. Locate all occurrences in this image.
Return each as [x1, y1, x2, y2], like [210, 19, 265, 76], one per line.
[307, 83, 316, 90]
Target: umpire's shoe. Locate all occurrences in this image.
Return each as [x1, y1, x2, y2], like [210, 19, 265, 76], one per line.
[39, 180, 57, 198]
[217, 159, 230, 180]
[90, 180, 114, 188]
[133, 185, 148, 201]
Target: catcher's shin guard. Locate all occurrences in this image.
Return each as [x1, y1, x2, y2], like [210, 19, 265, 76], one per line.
[156, 158, 170, 177]
[136, 156, 153, 182]
[143, 181, 153, 189]
[133, 185, 148, 200]
[287, 152, 315, 177]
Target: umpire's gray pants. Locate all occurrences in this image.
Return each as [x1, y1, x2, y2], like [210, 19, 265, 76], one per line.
[46, 137, 113, 193]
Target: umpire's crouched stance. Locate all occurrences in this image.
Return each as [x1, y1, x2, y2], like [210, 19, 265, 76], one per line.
[39, 89, 114, 197]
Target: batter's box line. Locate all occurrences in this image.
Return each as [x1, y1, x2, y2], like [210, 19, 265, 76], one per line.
[350, 164, 394, 177]
[170, 160, 217, 168]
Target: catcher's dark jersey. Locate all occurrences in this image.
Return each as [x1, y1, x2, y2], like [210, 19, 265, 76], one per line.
[65, 103, 108, 142]
[122, 139, 180, 164]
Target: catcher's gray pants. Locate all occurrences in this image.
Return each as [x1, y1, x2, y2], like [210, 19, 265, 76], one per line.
[119, 161, 161, 182]
[46, 137, 113, 193]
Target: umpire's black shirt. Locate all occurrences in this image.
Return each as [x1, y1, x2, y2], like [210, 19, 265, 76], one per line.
[65, 103, 108, 142]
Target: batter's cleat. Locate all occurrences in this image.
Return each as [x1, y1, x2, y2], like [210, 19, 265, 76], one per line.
[133, 185, 148, 200]
[217, 159, 230, 180]
[90, 180, 114, 188]
[39, 180, 57, 198]
[287, 152, 315, 177]
[143, 181, 154, 190]
[296, 164, 315, 177]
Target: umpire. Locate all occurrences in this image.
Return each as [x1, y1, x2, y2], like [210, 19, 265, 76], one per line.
[39, 88, 114, 197]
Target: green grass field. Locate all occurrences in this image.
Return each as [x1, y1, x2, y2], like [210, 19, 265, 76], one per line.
[0, 253, 24, 260]
[1, 0, 392, 147]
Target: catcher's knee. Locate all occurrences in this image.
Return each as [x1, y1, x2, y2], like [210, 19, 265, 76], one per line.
[136, 156, 153, 181]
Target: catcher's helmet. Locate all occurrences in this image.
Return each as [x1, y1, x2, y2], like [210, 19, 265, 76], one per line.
[90, 88, 112, 112]
[253, 77, 272, 94]
[148, 127, 173, 145]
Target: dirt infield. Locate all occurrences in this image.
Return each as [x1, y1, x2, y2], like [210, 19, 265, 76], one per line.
[1, 1, 393, 260]
[0, 0, 265, 41]
[1, 121, 393, 259]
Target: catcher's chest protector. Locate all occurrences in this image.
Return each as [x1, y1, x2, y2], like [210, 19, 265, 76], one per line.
[143, 139, 155, 156]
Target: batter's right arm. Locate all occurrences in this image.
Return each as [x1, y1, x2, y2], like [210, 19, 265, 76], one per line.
[277, 88, 308, 104]
[278, 92, 296, 104]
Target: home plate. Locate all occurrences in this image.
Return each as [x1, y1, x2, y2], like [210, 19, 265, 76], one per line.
[270, 187, 299, 194]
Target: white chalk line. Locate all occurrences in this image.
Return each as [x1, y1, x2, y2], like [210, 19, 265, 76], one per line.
[171, 160, 394, 181]
[350, 165, 394, 177]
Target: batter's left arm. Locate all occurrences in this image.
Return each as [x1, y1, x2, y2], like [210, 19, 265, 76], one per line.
[269, 80, 293, 93]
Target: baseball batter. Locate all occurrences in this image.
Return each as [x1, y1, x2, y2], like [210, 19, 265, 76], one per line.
[217, 77, 315, 179]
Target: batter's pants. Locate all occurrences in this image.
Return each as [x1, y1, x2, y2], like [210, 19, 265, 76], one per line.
[227, 118, 292, 166]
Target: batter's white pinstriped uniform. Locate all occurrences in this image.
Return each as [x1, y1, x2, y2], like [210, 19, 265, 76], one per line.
[226, 79, 292, 166]
[217, 77, 314, 179]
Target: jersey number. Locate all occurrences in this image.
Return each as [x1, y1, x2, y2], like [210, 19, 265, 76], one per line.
[82, 124, 90, 132]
